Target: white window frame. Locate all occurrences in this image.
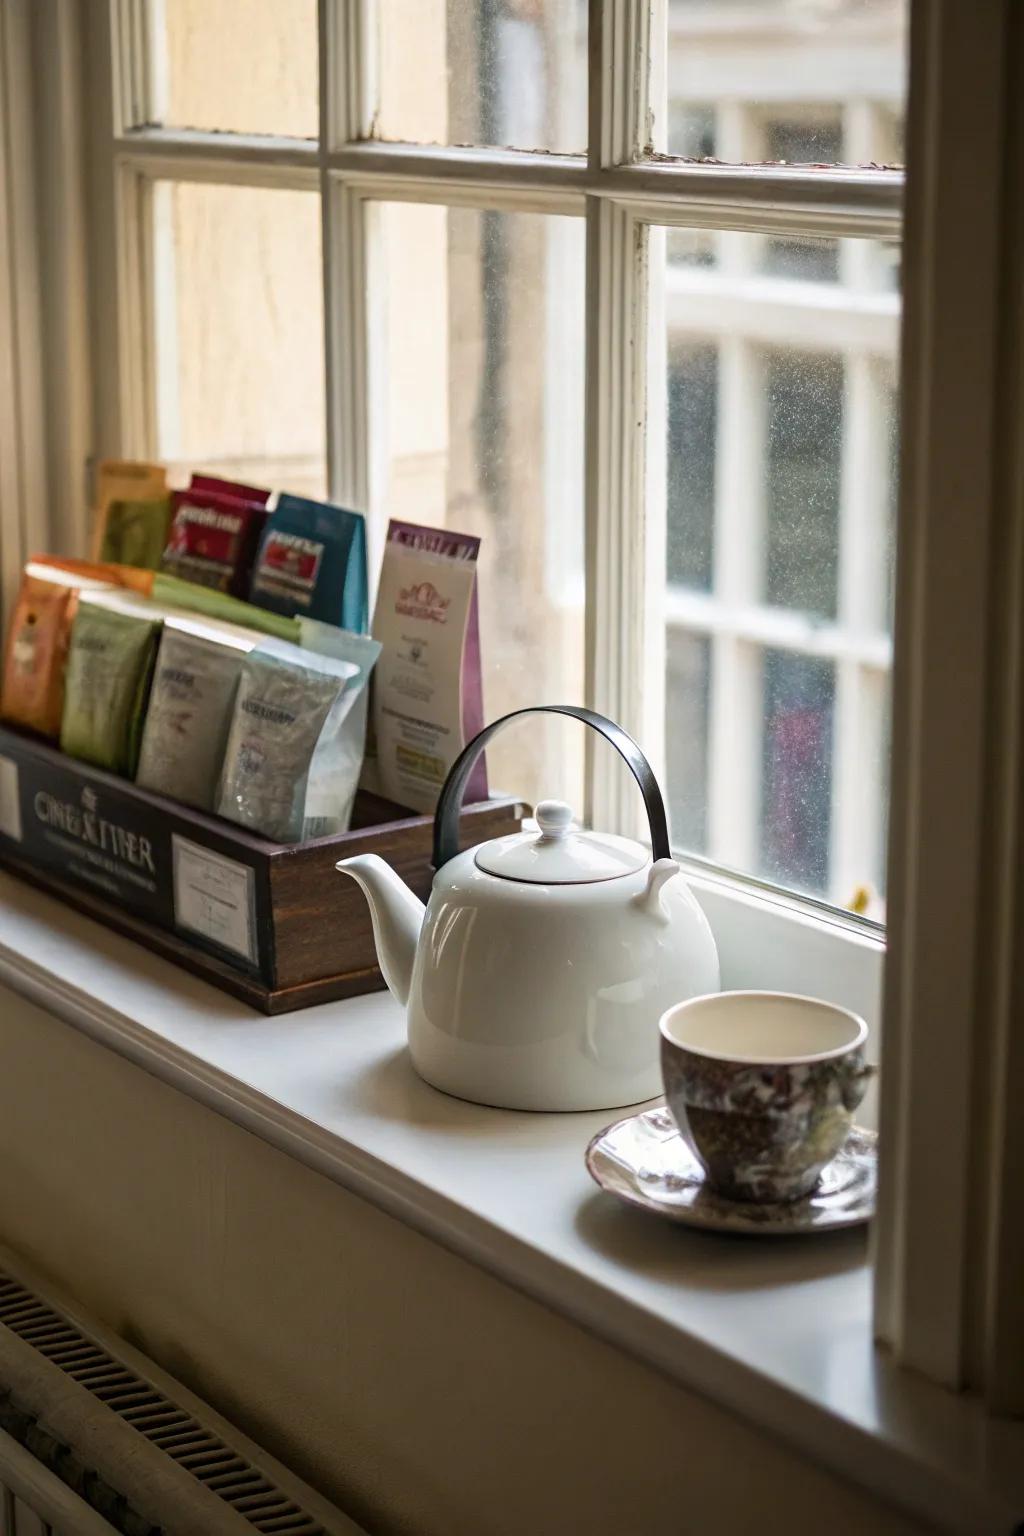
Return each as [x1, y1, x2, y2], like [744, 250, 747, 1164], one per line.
[30, 0, 1017, 1404]
[76, 0, 896, 1022]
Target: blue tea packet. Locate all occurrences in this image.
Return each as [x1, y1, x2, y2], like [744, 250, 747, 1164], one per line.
[249, 493, 368, 632]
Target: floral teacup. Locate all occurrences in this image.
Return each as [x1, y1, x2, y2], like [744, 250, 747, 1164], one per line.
[659, 991, 872, 1204]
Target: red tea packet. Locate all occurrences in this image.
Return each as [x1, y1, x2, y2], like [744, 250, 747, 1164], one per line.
[189, 473, 271, 508]
[161, 487, 269, 598]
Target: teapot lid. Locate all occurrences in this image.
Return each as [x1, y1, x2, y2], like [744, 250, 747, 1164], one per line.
[474, 800, 649, 885]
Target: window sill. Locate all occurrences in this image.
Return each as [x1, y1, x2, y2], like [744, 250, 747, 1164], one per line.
[0, 872, 1019, 1536]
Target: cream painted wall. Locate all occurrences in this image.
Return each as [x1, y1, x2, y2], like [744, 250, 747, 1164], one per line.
[0, 989, 933, 1536]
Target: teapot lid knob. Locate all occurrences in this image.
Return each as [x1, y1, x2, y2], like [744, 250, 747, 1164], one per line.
[536, 800, 574, 839]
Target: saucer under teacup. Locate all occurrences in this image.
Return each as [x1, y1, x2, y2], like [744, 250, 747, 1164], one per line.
[585, 1106, 876, 1235]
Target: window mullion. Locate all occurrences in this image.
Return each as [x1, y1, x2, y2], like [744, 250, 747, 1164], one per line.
[584, 196, 650, 836]
[0, 0, 49, 617]
[322, 0, 371, 541]
[584, 0, 652, 835]
[328, 0, 370, 149]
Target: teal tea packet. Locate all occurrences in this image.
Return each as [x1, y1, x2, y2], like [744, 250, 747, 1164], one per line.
[97, 496, 173, 570]
[135, 615, 258, 811]
[217, 641, 358, 842]
[249, 494, 368, 631]
[60, 593, 163, 776]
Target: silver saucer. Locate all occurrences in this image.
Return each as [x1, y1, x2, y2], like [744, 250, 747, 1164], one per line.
[585, 1106, 876, 1235]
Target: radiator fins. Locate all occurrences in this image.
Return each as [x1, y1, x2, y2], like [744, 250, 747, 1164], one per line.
[0, 1272, 328, 1535]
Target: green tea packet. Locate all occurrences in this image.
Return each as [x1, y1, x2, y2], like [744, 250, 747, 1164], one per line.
[152, 573, 300, 644]
[217, 640, 358, 843]
[299, 621, 382, 838]
[97, 496, 173, 570]
[60, 592, 163, 776]
[135, 615, 260, 811]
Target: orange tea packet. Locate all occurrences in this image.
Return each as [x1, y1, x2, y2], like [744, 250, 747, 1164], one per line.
[1, 564, 115, 738]
[31, 554, 155, 597]
[90, 459, 167, 561]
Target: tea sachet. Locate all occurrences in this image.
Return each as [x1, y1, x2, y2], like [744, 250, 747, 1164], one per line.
[217, 641, 357, 842]
[151, 573, 300, 643]
[90, 460, 166, 561]
[299, 622, 382, 837]
[161, 486, 269, 596]
[60, 593, 163, 776]
[249, 494, 368, 631]
[189, 473, 271, 508]
[98, 496, 173, 570]
[31, 555, 155, 596]
[362, 520, 486, 813]
[1, 565, 114, 739]
[136, 616, 257, 810]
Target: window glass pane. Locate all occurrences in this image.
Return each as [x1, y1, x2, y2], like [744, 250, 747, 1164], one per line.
[665, 631, 711, 853]
[373, 202, 585, 809]
[374, 0, 587, 152]
[760, 649, 834, 893]
[657, 227, 898, 910]
[658, 1, 907, 166]
[145, 0, 318, 138]
[152, 182, 326, 498]
[667, 345, 716, 591]
[764, 349, 842, 619]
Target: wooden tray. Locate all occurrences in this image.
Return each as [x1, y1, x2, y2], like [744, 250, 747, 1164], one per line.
[0, 725, 522, 1013]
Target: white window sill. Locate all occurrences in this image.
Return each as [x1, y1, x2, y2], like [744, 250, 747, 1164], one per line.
[0, 871, 1019, 1536]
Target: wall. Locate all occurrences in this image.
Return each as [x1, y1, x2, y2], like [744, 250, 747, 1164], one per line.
[0, 987, 931, 1536]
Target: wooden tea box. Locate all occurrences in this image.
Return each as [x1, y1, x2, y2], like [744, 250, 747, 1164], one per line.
[0, 725, 521, 1014]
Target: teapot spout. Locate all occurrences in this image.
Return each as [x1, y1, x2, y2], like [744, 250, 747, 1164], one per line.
[336, 853, 424, 1007]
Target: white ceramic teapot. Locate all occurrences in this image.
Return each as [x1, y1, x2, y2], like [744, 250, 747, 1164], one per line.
[338, 706, 719, 1111]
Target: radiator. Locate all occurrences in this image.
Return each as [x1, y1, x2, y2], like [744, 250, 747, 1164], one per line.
[0, 1251, 366, 1536]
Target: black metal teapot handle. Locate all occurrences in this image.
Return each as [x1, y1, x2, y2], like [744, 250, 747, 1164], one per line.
[432, 705, 672, 871]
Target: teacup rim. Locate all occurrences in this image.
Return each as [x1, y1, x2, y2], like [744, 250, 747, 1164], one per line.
[659, 989, 868, 1066]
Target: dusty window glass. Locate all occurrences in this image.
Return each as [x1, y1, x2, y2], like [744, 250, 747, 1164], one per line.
[373, 201, 586, 809]
[764, 349, 843, 620]
[374, 0, 587, 153]
[656, 1, 908, 166]
[146, 0, 318, 139]
[656, 226, 898, 910]
[760, 649, 834, 893]
[151, 182, 326, 499]
[665, 630, 711, 855]
[668, 103, 716, 160]
[764, 114, 843, 168]
[667, 344, 717, 592]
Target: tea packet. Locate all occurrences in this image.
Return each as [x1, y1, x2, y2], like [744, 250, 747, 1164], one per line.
[98, 495, 174, 570]
[362, 520, 486, 813]
[60, 592, 164, 776]
[31, 554, 156, 597]
[189, 473, 271, 508]
[299, 622, 382, 837]
[90, 459, 166, 560]
[1, 565, 115, 739]
[136, 615, 258, 811]
[151, 573, 300, 643]
[161, 486, 269, 597]
[249, 493, 368, 631]
[217, 641, 357, 843]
